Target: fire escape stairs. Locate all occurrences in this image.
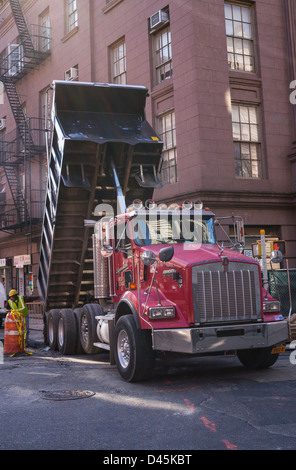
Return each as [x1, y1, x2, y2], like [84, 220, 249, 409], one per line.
[0, 0, 51, 229]
[3, 165, 29, 224]
[9, 0, 49, 64]
[9, 0, 35, 57]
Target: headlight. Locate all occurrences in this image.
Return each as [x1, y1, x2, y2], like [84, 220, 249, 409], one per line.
[263, 301, 280, 313]
[149, 306, 175, 319]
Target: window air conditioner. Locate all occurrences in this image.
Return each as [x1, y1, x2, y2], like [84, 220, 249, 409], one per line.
[64, 67, 78, 81]
[150, 10, 169, 31]
[0, 119, 6, 131]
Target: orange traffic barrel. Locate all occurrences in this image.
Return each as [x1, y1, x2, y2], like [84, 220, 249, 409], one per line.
[4, 311, 25, 356]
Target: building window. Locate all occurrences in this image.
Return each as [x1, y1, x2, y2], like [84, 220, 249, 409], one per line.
[224, 3, 255, 73]
[232, 103, 262, 178]
[40, 86, 51, 131]
[157, 110, 177, 184]
[66, 0, 78, 33]
[110, 39, 126, 84]
[0, 116, 6, 137]
[7, 42, 24, 77]
[39, 9, 51, 52]
[153, 26, 172, 85]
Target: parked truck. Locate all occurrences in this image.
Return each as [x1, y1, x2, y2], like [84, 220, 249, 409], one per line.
[38, 81, 289, 381]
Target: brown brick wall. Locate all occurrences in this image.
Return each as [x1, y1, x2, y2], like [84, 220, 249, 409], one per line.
[0, 0, 295, 287]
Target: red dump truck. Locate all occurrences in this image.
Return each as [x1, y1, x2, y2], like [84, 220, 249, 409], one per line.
[38, 81, 288, 381]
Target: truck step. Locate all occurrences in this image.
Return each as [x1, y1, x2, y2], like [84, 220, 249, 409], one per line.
[93, 342, 110, 351]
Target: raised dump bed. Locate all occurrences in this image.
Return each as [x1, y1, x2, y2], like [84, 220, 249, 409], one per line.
[38, 81, 162, 312]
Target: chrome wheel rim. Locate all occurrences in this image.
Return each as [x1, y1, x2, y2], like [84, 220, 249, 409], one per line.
[58, 317, 64, 347]
[81, 314, 89, 344]
[48, 317, 54, 343]
[117, 329, 130, 369]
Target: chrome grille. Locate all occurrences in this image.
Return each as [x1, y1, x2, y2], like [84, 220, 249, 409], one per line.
[192, 262, 261, 323]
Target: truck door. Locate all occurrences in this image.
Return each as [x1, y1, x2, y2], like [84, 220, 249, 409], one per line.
[114, 221, 134, 296]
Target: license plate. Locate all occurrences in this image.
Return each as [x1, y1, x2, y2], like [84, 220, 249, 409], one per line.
[271, 345, 286, 354]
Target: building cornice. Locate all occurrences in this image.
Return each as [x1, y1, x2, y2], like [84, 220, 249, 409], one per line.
[159, 190, 296, 210]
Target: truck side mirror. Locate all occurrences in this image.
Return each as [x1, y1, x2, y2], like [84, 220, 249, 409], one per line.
[270, 250, 283, 264]
[159, 246, 174, 262]
[101, 245, 113, 258]
[141, 250, 157, 266]
[236, 219, 245, 245]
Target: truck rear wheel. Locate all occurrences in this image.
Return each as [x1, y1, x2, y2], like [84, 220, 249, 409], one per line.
[114, 314, 154, 382]
[73, 308, 85, 354]
[47, 309, 60, 350]
[79, 304, 103, 354]
[237, 347, 279, 370]
[57, 309, 77, 355]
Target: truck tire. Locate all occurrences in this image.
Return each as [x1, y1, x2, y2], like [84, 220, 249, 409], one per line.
[57, 309, 77, 355]
[73, 308, 85, 354]
[47, 309, 60, 350]
[114, 314, 155, 382]
[79, 304, 103, 354]
[237, 347, 279, 370]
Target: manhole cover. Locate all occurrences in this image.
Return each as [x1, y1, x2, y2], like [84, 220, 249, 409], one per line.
[40, 390, 96, 401]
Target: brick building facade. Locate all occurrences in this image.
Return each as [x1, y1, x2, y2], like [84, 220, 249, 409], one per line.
[0, 0, 295, 297]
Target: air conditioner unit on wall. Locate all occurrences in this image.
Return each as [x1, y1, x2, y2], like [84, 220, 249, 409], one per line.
[0, 118, 6, 131]
[64, 67, 78, 81]
[150, 10, 169, 31]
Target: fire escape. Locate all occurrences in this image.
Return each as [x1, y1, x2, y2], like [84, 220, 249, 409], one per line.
[0, 0, 51, 231]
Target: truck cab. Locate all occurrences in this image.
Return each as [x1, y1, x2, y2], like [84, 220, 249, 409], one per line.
[93, 201, 288, 381]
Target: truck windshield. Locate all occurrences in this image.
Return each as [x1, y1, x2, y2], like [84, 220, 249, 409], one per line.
[132, 213, 216, 246]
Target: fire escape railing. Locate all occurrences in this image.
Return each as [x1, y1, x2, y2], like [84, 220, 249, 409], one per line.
[0, 120, 47, 230]
[0, 0, 51, 231]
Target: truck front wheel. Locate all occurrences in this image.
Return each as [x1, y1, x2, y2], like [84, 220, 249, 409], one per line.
[237, 347, 279, 370]
[114, 315, 154, 382]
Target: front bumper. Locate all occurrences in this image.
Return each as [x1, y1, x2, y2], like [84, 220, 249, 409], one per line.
[152, 321, 289, 354]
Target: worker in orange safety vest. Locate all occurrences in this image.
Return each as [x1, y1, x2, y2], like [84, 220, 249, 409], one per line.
[8, 290, 30, 346]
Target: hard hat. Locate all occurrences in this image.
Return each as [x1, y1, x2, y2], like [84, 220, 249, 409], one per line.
[9, 289, 18, 297]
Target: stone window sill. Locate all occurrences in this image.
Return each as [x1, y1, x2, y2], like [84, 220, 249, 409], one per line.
[102, 0, 123, 14]
[61, 26, 79, 43]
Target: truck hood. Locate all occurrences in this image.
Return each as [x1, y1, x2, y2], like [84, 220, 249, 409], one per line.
[139, 243, 258, 269]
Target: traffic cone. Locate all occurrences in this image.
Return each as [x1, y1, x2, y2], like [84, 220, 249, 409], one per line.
[4, 311, 25, 356]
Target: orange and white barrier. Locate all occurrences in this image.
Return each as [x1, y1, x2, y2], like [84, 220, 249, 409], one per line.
[3, 310, 30, 357]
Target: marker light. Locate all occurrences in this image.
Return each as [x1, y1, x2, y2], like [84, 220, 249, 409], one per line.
[145, 199, 157, 210]
[168, 203, 180, 211]
[133, 199, 143, 210]
[159, 203, 168, 210]
[194, 200, 203, 210]
[182, 200, 193, 210]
